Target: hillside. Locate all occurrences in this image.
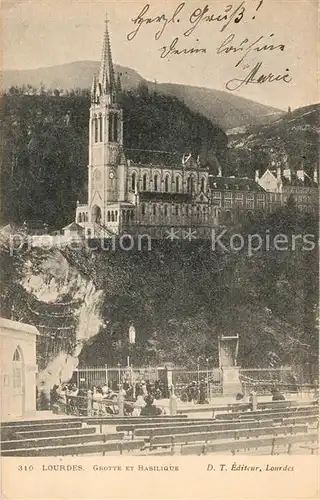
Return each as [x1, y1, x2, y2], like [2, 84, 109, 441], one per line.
[0, 86, 227, 227]
[0, 206, 318, 390]
[224, 103, 320, 178]
[3, 60, 282, 130]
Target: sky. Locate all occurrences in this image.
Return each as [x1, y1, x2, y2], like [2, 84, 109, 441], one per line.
[2, 0, 319, 109]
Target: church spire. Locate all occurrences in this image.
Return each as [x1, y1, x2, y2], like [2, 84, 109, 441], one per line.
[98, 13, 116, 100]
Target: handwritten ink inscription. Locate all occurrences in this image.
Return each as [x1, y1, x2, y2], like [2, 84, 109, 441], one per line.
[126, 1, 293, 90]
[226, 62, 292, 91]
[216, 33, 285, 67]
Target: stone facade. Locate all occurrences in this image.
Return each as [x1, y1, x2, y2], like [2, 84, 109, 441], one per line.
[0, 318, 39, 421]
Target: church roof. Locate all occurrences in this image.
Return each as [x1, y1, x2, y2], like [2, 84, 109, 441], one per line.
[209, 176, 265, 192]
[126, 150, 208, 171]
[62, 222, 84, 232]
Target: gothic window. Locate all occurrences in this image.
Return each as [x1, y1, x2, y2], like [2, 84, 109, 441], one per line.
[186, 205, 189, 216]
[108, 113, 113, 142]
[175, 176, 180, 192]
[99, 114, 103, 142]
[114, 114, 118, 142]
[131, 172, 136, 192]
[153, 204, 157, 216]
[175, 205, 179, 216]
[164, 205, 168, 216]
[131, 211, 134, 220]
[154, 175, 158, 192]
[142, 174, 147, 191]
[111, 212, 114, 222]
[141, 204, 145, 216]
[85, 213, 88, 222]
[164, 175, 169, 192]
[94, 116, 98, 143]
[201, 177, 205, 192]
[187, 176, 194, 194]
[107, 211, 110, 222]
[78, 213, 82, 223]
[115, 211, 118, 221]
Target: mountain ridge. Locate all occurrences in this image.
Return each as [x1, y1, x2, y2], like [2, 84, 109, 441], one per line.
[3, 60, 283, 130]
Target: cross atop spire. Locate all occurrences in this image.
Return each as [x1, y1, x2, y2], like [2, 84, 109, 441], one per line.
[97, 12, 116, 101]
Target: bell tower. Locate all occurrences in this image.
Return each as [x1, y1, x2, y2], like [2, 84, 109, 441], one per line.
[88, 14, 123, 225]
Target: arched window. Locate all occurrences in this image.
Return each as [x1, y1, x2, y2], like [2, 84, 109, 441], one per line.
[13, 347, 22, 390]
[99, 114, 103, 142]
[201, 178, 205, 192]
[115, 211, 118, 221]
[78, 213, 82, 223]
[164, 205, 168, 216]
[111, 212, 114, 222]
[153, 204, 157, 216]
[187, 176, 194, 194]
[131, 172, 136, 192]
[143, 174, 147, 191]
[94, 117, 98, 143]
[154, 175, 158, 192]
[108, 113, 113, 142]
[175, 176, 180, 192]
[114, 114, 118, 142]
[225, 210, 232, 223]
[175, 205, 179, 216]
[203, 206, 207, 220]
[85, 213, 88, 222]
[164, 175, 169, 192]
[186, 205, 189, 216]
[141, 204, 145, 216]
[107, 211, 110, 222]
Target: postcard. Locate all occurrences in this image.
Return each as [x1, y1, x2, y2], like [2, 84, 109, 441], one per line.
[0, 0, 318, 499]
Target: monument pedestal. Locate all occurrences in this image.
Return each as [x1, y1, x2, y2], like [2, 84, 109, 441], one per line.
[222, 367, 242, 396]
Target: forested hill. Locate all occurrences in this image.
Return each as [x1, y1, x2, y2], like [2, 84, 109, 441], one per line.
[0, 85, 227, 228]
[225, 103, 320, 178]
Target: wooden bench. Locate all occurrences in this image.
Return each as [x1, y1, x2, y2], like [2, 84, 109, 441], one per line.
[14, 426, 96, 440]
[177, 403, 251, 414]
[0, 417, 82, 428]
[180, 432, 318, 456]
[1, 422, 84, 441]
[116, 419, 216, 435]
[149, 424, 308, 449]
[177, 401, 316, 415]
[134, 420, 276, 439]
[84, 416, 187, 425]
[215, 408, 318, 421]
[1, 432, 125, 451]
[1, 439, 146, 457]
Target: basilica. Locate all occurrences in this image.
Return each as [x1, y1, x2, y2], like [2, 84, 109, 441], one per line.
[74, 18, 318, 240]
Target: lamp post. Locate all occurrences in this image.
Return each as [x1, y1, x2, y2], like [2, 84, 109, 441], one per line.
[197, 357, 200, 384]
[206, 358, 210, 401]
[117, 363, 121, 388]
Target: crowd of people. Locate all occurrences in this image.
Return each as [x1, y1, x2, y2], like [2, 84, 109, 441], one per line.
[49, 378, 169, 416]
